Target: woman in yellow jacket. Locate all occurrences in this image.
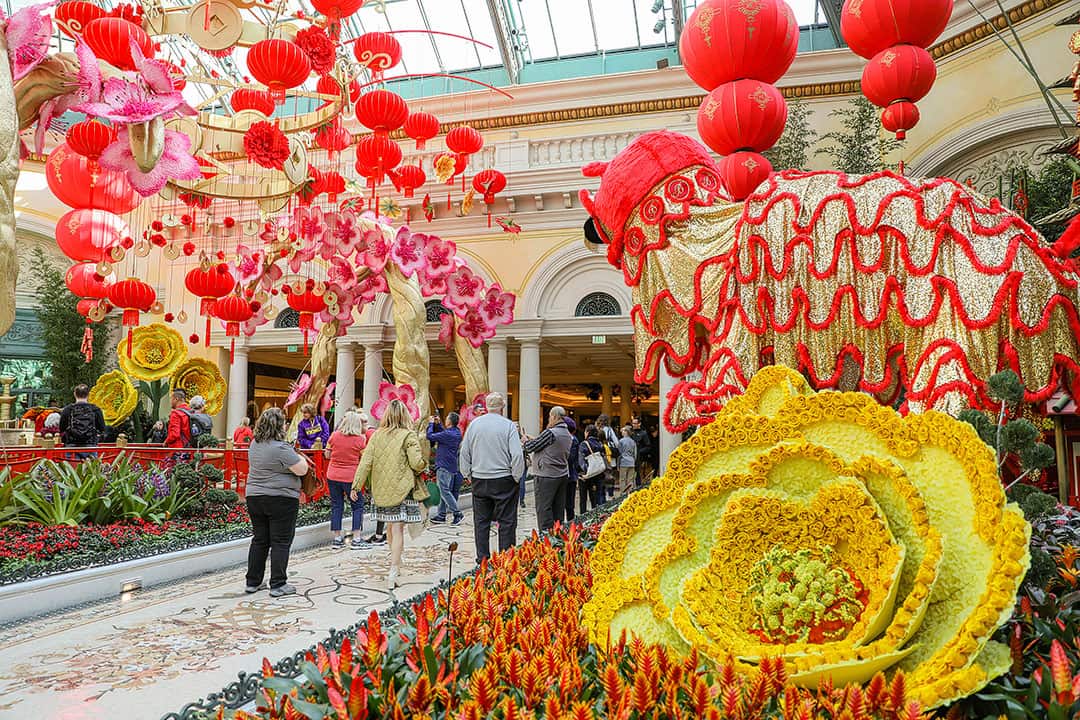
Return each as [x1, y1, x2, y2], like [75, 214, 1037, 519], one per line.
[351, 400, 426, 589]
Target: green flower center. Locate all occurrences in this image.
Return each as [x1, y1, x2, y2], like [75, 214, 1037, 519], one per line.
[747, 545, 868, 644]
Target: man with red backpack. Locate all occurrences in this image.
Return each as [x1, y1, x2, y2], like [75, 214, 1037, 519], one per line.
[59, 384, 106, 459]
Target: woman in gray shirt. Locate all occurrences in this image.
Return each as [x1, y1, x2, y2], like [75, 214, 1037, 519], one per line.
[244, 408, 308, 597]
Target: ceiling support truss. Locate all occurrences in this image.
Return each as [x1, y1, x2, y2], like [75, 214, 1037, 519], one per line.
[485, 0, 522, 84]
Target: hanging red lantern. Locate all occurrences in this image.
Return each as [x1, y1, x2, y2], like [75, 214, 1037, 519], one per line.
[472, 169, 506, 227]
[231, 88, 275, 116]
[107, 278, 156, 356]
[310, 0, 364, 34]
[47, 144, 140, 214]
[718, 151, 773, 201]
[283, 285, 327, 354]
[356, 89, 408, 138]
[66, 262, 113, 298]
[395, 164, 426, 199]
[404, 111, 439, 151]
[860, 45, 937, 108]
[314, 117, 351, 162]
[352, 32, 402, 79]
[881, 101, 920, 140]
[322, 170, 346, 202]
[212, 293, 254, 361]
[447, 125, 484, 158]
[247, 39, 312, 104]
[185, 262, 236, 347]
[679, 0, 799, 92]
[82, 17, 154, 71]
[316, 74, 342, 103]
[76, 298, 111, 364]
[66, 119, 116, 161]
[56, 1, 108, 38]
[840, 0, 952, 59]
[696, 79, 787, 156]
[56, 208, 128, 262]
[354, 134, 402, 186]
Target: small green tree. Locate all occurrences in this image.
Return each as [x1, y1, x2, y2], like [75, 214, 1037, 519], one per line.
[958, 369, 1055, 489]
[1024, 156, 1076, 242]
[764, 97, 817, 171]
[29, 247, 108, 397]
[815, 96, 903, 174]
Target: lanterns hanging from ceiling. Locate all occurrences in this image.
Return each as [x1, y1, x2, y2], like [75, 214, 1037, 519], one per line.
[355, 134, 403, 187]
[446, 126, 484, 159]
[66, 262, 113, 299]
[395, 164, 426, 199]
[185, 261, 237, 347]
[314, 117, 351, 162]
[717, 152, 774, 202]
[212, 293, 254, 361]
[356, 89, 409, 138]
[246, 39, 312, 104]
[65, 120, 115, 162]
[696, 79, 788, 156]
[283, 284, 327, 354]
[881, 101, 920, 140]
[82, 17, 154, 71]
[310, 0, 364, 36]
[56, 208, 129, 262]
[46, 144, 140, 214]
[231, 88, 276, 117]
[404, 111, 440, 151]
[55, 1, 107, 38]
[352, 32, 402, 80]
[860, 45, 937, 108]
[107, 278, 156, 356]
[472, 169, 507, 227]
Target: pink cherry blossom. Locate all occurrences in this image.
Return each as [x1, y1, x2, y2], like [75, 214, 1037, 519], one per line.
[324, 209, 362, 259]
[32, 40, 102, 153]
[260, 262, 283, 292]
[423, 236, 457, 278]
[233, 244, 264, 284]
[359, 228, 391, 273]
[438, 313, 455, 351]
[292, 205, 328, 245]
[389, 227, 427, 277]
[327, 255, 357, 291]
[285, 373, 312, 409]
[5, 2, 53, 82]
[321, 382, 336, 415]
[287, 235, 317, 274]
[443, 265, 485, 315]
[370, 382, 419, 422]
[242, 303, 270, 336]
[98, 126, 201, 197]
[457, 307, 496, 347]
[76, 76, 185, 124]
[419, 267, 448, 298]
[477, 284, 516, 326]
[354, 272, 388, 303]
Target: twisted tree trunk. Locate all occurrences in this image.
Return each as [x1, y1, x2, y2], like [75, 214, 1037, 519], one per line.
[0, 32, 21, 336]
[385, 263, 430, 421]
[452, 318, 489, 405]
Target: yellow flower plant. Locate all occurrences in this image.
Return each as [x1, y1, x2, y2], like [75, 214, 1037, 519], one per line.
[88, 370, 139, 426]
[582, 366, 1031, 709]
[170, 358, 227, 416]
[116, 323, 188, 382]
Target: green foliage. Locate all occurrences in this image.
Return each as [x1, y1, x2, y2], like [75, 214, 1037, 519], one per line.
[194, 432, 220, 449]
[764, 98, 817, 171]
[1008, 483, 1059, 521]
[1024, 156, 1077, 242]
[28, 247, 108, 398]
[815, 96, 903, 174]
[171, 458, 228, 518]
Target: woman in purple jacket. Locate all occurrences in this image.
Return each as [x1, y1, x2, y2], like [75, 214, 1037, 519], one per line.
[297, 403, 330, 450]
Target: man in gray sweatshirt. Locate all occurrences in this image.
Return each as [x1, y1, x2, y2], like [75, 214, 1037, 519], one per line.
[523, 406, 573, 532]
[459, 392, 525, 564]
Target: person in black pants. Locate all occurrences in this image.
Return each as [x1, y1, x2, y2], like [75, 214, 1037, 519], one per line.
[244, 408, 308, 597]
[563, 417, 580, 522]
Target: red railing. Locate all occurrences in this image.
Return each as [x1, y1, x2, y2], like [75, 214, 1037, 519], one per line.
[0, 444, 331, 502]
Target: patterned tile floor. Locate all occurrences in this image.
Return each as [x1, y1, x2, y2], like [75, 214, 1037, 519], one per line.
[0, 504, 539, 720]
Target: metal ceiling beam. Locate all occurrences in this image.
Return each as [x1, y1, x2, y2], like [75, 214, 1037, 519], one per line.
[816, 0, 846, 47]
[485, 0, 522, 84]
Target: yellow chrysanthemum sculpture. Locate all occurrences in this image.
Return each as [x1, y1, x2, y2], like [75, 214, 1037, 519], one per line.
[117, 323, 188, 382]
[170, 358, 227, 416]
[582, 366, 1030, 709]
[88, 370, 139, 426]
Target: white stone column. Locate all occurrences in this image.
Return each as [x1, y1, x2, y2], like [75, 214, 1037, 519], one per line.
[487, 337, 508, 398]
[518, 338, 541, 437]
[227, 344, 249, 435]
[362, 343, 383, 412]
[659, 365, 680, 473]
[334, 341, 356, 426]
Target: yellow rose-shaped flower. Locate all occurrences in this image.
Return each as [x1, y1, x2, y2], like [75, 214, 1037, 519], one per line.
[117, 323, 188, 382]
[583, 367, 1030, 709]
[170, 358, 227, 416]
[88, 370, 139, 426]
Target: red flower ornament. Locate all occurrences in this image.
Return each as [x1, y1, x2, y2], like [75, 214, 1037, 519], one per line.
[294, 26, 337, 77]
[244, 121, 290, 170]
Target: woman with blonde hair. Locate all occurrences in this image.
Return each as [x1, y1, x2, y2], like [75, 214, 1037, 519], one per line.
[325, 410, 369, 548]
[351, 400, 426, 589]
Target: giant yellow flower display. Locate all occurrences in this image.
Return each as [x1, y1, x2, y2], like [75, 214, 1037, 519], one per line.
[170, 358, 227, 416]
[88, 370, 139, 426]
[582, 366, 1030, 709]
[117, 323, 188, 382]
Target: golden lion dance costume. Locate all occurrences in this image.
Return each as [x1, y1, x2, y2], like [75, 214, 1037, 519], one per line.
[580, 131, 1080, 431]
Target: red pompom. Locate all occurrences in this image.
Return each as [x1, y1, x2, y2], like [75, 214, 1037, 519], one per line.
[180, 214, 193, 226]
[150, 233, 167, 247]
[294, 26, 336, 76]
[243, 121, 290, 170]
[164, 312, 175, 322]
[223, 216, 236, 228]
[250, 301, 262, 312]
[151, 220, 164, 231]
[182, 242, 196, 256]
[189, 333, 200, 344]
[305, 278, 315, 290]
[121, 236, 135, 249]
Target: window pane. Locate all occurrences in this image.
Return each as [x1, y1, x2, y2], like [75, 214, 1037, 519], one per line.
[596, 0, 643, 50]
[460, 0, 505, 66]
[515, 0, 558, 60]
[383, 1, 443, 74]
[547, 0, 599, 56]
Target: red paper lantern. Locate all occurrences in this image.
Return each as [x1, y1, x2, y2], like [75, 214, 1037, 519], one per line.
[322, 170, 346, 202]
[840, 0, 952, 59]
[881, 101, 920, 139]
[472, 169, 506, 205]
[185, 263, 236, 346]
[314, 118, 351, 162]
[56, 1, 108, 38]
[403, 111, 439, 151]
[356, 89, 408, 138]
[352, 32, 402, 79]
[46, 144, 140, 214]
[212, 293, 254, 360]
[65, 262, 113, 298]
[82, 17, 154, 71]
[316, 75, 342, 100]
[310, 0, 364, 22]
[354, 134, 402, 186]
[231, 88, 275, 116]
[107, 277, 156, 355]
[76, 298, 108, 318]
[718, 151, 773, 201]
[395, 164, 426, 199]
[696, 79, 787, 156]
[284, 286, 327, 354]
[860, 45, 936, 108]
[247, 39, 311, 104]
[679, 0, 799, 91]
[56, 208, 128, 262]
[446, 126, 484, 157]
[65, 119, 116, 161]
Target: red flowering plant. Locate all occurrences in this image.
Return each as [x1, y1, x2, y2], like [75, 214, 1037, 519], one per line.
[294, 26, 337, 77]
[244, 121, 290, 170]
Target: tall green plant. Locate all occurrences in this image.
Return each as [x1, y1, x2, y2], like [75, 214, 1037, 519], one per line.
[28, 247, 108, 398]
[815, 96, 903, 174]
[764, 98, 817, 171]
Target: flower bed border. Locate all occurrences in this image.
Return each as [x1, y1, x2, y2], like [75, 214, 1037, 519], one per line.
[158, 499, 620, 720]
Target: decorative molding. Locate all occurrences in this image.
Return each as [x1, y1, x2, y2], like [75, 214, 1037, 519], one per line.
[519, 241, 632, 319]
[931, 0, 1072, 59]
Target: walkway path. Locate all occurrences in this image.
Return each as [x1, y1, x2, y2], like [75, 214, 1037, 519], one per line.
[0, 504, 540, 720]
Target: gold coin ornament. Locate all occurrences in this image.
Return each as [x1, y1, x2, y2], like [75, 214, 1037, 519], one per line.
[109, 245, 126, 263]
[164, 244, 181, 260]
[150, 301, 165, 315]
[177, 310, 189, 324]
[283, 136, 309, 186]
[96, 261, 113, 277]
[185, 0, 244, 51]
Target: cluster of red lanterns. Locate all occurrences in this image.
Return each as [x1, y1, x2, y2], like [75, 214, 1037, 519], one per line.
[283, 282, 327, 354]
[212, 293, 255, 362]
[841, 0, 951, 140]
[681, 0, 799, 200]
[184, 260, 237, 348]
